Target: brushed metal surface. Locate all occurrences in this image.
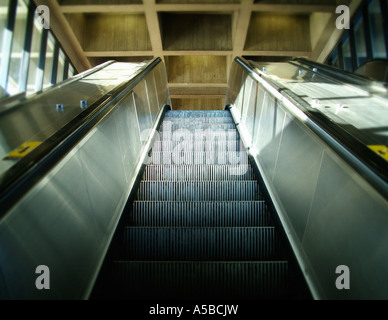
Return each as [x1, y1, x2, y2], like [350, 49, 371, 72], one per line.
[0, 150, 94, 299]
[0, 59, 169, 299]
[255, 94, 286, 181]
[112, 93, 141, 184]
[144, 72, 159, 123]
[133, 79, 152, 139]
[79, 117, 126, 231]
[303, 150, 388, 299]
[0, 61, 147, 167]
[272, 115, 324, 240]
[226, 58, 388, 299]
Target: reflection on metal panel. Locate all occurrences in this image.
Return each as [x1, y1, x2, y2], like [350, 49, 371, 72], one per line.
[133, 80, 152, 141]
[256, 94, 285, 182]
[235, 70, 245, 113]
[145, 73, 159, 123]
[241, 75, 253, 125]
[79, 123, 126, 231]
[154, 63, 170, 108]
[252, 86, 266, 148]
[0, 150, 94, 299]
[272, 116, 323, 240]
[304, 150, 388, 299]
[249, 60, 388, 149]
[227, 58, 388, 299]
[112, 93, 141, 184]
[0, 104, 81, 161]
[245, 81, 258, 142]
[0, 58, 169, 299]
[0, 61, 149, 177]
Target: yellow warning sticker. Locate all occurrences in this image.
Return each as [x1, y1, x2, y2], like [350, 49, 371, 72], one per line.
[5, 141, 42, 159]
[368, 145, 388, 161]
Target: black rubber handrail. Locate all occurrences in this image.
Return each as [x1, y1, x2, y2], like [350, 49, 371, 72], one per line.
[233, 56, 388, 199]
[0, 57, 162, 219]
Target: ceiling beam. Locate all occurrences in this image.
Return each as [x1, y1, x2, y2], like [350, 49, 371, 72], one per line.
[84, 50, 312, 57]
[242, 50, 311, 57]
[59, 1, 325, 66]
[60, 4, 144, 14]
[232, 0, 254, 58]
[85, 51, 154, 57]
[60, 3, 335, 14]
[170, 95, 226, 100]
[155, 4, 238, 12]
[251, 4, 336, 13]
[55, 0, 338, 107]
[169, 83, 227, 88]
[143, 0, 163, 62]
[33, 0, 91, 72]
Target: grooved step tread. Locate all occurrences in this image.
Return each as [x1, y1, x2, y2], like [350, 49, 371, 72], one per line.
[162, 117, 235, 124]
[130, 201, 271, 227]
[143, 164, 254, 181]
[102, 261, 289, 299]
[152, 140, 244, 152]
[137, 181, 260, 201]
[90, 109, 305, 300]
[122, 226, 282, 260]
[156, 130, 240, 141]
[164, 110, 231, 118]
[159, 123, 237, 130]
[150, 151, 248, 165]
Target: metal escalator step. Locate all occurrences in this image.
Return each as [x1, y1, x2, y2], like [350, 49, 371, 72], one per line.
[162, 117, 235, 124]
[130, 201, 271, 227]
[160, 123, 237, 131]
[123, 227, 280, 260]
[152, 140, 243, 152]
[150, 151, 248, 165]
[143, 164, 254, 181]
[164, 110, 231, 118]
[90, 109, 303, 300]
[106, 261, 288, 299]
[137, 181, 259, 201]
[157, 129, 240, 141]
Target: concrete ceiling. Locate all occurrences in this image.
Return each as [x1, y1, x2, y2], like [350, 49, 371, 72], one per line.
[38, 0, 361, 110]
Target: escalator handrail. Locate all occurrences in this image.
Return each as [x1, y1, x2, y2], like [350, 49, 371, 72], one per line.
[232, 56, 388, 200]
[0, 57, 163, 219]
[0, 60, 115, 112]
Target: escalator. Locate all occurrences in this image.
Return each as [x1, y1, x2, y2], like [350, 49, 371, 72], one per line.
[91, 110, 311, 300]
[0, 56, 387, 300]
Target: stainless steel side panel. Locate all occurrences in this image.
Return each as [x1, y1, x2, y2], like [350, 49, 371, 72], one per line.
[273, 115, 324, 240]
[245, 81, 258, 142]
[154, 63, 171, 109]
[144, 73, 160, 123]
[227, 61, 388, 299]
[112, 92, 142, 184]
[303, 149, 388, 299]
[133, 80, 153, 139]
[0, 60, 169, 299]
[254, 95, 286, 182]
[0, 150, 95, 299]
[78, 123, 126, 234]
